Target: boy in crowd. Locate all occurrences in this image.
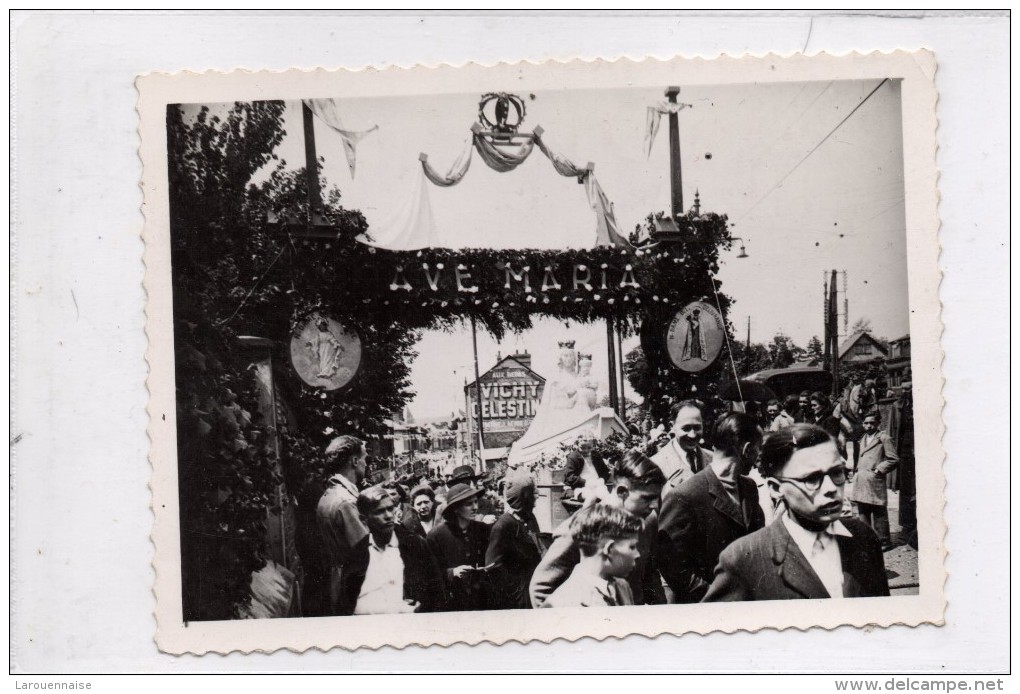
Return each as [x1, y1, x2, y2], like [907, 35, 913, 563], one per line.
[530, 451, 667, 607]
[542, 504, 643, 608]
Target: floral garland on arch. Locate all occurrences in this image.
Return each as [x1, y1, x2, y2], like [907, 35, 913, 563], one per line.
[279, 209, 733, 339]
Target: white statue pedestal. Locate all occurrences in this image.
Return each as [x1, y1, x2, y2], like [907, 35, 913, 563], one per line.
[509, 406, 628, 468]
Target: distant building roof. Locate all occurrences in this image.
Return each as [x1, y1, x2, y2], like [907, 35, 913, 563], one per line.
[464, 353, 546, 390]
[837, 332, 888, 360]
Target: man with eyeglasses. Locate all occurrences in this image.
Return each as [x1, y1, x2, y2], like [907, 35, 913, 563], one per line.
[702, 423, 889, 601]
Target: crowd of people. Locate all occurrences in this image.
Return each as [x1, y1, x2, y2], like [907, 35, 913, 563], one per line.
[305, 379, 913, 616]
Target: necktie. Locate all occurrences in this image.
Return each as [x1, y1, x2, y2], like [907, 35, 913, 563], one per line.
[812, 533, 826, 557]
[687, 448, 697, 472]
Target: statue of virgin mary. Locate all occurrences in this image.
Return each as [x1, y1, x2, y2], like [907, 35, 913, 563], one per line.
[507, 339, 626, 469]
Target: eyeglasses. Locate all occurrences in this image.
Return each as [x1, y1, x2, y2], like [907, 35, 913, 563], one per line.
[774, 467, 847, 493]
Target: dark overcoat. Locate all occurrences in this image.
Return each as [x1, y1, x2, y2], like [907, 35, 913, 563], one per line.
[485, 511, 545, 609]
[426, 518, 493, 611]
[657, 466, 765, 603]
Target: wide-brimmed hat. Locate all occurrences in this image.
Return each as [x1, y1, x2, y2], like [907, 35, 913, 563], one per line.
[448, 465, 487, 485]
[442, 483, 484, 511]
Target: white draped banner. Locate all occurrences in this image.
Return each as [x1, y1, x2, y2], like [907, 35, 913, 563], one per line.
[303, 98, 379, 179]
[372, 124, 632, 250]
[644, 101, 691, 158]
[356, 169, 439, 251]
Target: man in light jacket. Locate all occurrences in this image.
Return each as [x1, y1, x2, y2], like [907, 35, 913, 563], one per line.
[651, 400, 713, 497]
[847, 412, 899, 550]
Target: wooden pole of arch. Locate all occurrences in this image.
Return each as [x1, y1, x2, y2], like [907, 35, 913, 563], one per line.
[470, 315, 486, 473]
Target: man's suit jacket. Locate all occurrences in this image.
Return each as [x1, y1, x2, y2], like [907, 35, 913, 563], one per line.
[848, 432, 899, 506]
[657, 466, 765, 603]
[400, 512, 432, 539]
[336, 525, 448, 615]
[562, 450, 610, 490]
[702, 517, 890, 601]
[651, 441, 713, 497]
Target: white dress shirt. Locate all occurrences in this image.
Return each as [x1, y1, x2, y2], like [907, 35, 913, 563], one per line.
[783, 514, 852, 599]
[353, 534, 407, 615]
[580, 456, 599, 485]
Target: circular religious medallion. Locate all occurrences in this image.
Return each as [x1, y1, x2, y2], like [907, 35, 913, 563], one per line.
[290, 313, 362, 391]
[665, 301, 725, 372]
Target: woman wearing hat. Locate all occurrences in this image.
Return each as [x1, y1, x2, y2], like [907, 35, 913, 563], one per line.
[426, 483, 493, 611]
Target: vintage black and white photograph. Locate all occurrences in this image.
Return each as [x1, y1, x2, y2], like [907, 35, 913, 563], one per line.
[141, 52, 945, 652]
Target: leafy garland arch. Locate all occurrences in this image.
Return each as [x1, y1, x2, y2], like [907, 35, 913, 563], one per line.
[167, 101, 741, 620]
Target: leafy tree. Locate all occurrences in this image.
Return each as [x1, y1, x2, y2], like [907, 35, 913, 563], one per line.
[850, 317, 873, 335]
[169, 102, 290, 621]
[767, 332, 798, 369]
[168, 102, 418, 620]
[726, 339, 771, 375]
[805, 335, 824, 365]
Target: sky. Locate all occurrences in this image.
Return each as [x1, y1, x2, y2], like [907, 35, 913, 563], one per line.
[237, 78, 909, 420]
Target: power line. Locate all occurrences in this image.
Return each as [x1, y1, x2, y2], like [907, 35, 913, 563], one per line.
[735, 78, 890, 223]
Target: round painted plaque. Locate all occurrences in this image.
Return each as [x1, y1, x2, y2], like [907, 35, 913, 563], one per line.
[290, 314, 362, 391]
[665, 301, 725, 372]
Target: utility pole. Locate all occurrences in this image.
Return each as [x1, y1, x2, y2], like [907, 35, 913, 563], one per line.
[745, 316, 751, 375]
[823, 272, 831, 372]
[606, 318, 620, 414]
[665, 86, 684, 217]
[828, 269, 840, 397]
[616, 327, 627, 420]
[469, 316, 486, 472]
[841, 270, 849, 340]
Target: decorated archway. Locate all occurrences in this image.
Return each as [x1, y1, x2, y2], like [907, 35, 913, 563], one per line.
[168, 92, 743, 620]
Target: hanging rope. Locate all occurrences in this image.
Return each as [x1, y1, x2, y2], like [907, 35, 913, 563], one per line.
[710, 279, 744, 403]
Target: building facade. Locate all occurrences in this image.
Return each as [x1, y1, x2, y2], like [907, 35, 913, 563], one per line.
[463, 351, 546, 467]
[885, 334, 912, 389]
[837, 331, 889, 367]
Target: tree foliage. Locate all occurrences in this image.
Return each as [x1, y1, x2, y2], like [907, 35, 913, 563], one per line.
[805, 335, 824, 365]
[850, 317, 873, 335]
[168, 102, 419, 620]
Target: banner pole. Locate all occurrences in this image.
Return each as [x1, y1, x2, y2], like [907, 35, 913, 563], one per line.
[606, 317, 619, 414]
[470, 316, 486, 473]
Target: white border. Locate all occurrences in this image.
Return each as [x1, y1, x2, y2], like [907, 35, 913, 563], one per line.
[140, 51, 944, 656]
[11, 11, 1009, 672]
